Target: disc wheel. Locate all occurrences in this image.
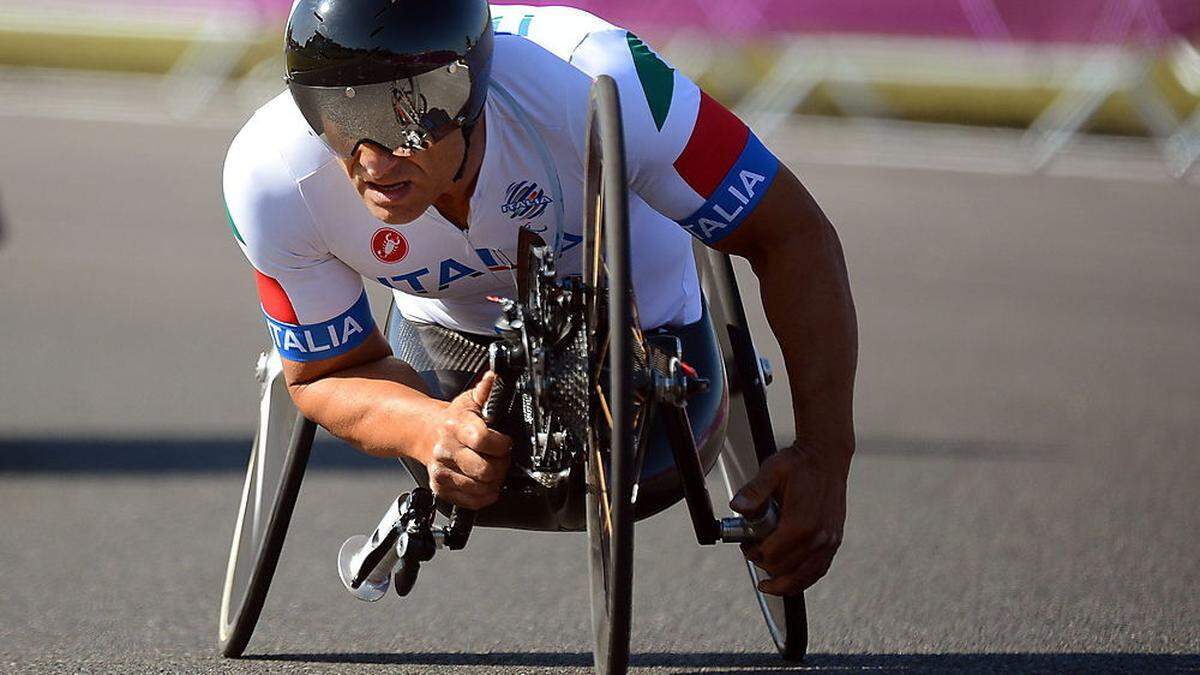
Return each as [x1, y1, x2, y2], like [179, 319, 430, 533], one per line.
[218, 351, 316, 657]
[583, 75, 639, 675]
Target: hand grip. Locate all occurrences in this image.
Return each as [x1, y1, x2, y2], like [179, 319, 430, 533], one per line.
[719, 501, 780, 543]
[481, 368, 513, 425]
[447, 366, 516, 550]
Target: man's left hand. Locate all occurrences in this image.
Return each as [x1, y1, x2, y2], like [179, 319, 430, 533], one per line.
[731, 443, 849, 595]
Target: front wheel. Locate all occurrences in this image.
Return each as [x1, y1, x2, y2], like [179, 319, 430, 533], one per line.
[583, 74, 639, 675]
[718, 446, 808, 661]
[218, 350, 315, 658]
[700, 247, 808, 662]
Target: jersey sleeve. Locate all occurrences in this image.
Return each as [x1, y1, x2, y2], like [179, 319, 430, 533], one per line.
[222, 123, 375, 362]
[568, 29, 780, 246]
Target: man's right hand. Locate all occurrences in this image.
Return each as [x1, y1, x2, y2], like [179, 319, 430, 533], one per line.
[426, 372, 513, 509]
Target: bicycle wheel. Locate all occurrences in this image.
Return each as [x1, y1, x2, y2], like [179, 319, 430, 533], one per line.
[583, 74, 637, 675]
[218, 350, 316, 657]
[718, 447, 808, 661]
[699, 247, 808, 662]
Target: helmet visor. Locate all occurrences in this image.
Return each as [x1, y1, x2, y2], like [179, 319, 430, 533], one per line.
[288, 65, 473, 158]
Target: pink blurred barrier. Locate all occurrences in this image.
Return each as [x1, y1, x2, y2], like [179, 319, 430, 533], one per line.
[498, 0, 1200, 44]
[112, 0, 1200, 175]
[225, 0, 1200, 43]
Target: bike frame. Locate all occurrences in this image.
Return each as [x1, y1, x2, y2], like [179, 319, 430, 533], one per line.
[341, 249, 778, 589]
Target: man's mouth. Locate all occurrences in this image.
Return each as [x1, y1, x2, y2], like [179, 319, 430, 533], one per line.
[365, 180, 413, 205]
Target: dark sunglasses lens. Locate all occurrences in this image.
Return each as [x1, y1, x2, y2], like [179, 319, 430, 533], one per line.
[289, 65, 472, 157]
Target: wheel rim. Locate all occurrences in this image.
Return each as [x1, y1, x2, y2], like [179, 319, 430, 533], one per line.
[718, 445, 808, 660]
[746, 561, 788, 650]
[585, 174, 620, 667]
[583, 76, 640, 675]
[219, 434, 258, 642]
[218, 367, 302, 647]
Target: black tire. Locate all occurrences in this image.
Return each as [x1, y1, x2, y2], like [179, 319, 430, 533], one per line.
[698, 247, 808, 662]
[218, 352, 316, 658]
[583, 75, 636, 675]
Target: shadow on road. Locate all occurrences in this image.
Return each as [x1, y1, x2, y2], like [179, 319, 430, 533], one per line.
[0, 436, 379, 473]
[0, 435, 1059, 474]
[244, 651, 1199, 672]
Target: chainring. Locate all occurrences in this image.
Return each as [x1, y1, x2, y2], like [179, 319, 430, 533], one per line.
[497, 241, 591, 483]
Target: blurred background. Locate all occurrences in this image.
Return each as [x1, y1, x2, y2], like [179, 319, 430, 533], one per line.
[1, 1, 1197, 673]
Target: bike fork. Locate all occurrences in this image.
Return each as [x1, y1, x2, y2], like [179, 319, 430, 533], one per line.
[647, 344, 778, 546]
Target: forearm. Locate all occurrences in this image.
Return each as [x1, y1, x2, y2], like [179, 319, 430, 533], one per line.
[749, 184, 858, 476]
[289, 356, 445, 463]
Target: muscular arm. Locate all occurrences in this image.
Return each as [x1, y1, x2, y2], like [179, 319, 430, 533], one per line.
[716, 165, 858, 594]
[282, 329, 512, 509]
[719, 166, 858, 473]
[282, 330, 443, 463]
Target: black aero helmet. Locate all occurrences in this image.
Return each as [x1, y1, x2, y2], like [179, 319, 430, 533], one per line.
[285, 0, 493, 158]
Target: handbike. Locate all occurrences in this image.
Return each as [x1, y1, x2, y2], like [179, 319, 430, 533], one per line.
[218, 76, 807, 672]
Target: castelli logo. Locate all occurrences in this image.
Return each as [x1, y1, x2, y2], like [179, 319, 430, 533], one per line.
[371, 228, 409, 264]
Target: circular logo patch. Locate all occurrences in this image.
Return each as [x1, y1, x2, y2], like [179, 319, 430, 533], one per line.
[371, 227, 409, 264]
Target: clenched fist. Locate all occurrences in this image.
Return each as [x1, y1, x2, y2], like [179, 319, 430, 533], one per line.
[425, 372, 513, 509]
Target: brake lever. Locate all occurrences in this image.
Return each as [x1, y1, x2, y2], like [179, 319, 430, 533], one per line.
[338, 489, 437, 601]
[338, 335, 523, 599]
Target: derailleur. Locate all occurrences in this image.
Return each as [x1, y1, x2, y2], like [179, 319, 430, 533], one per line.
[337, 487, 469, 602]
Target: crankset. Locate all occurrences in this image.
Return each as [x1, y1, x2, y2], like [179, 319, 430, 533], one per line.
[486, 239, 589, 487]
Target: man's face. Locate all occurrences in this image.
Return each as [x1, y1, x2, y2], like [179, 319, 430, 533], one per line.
[338, 129, 465, 224]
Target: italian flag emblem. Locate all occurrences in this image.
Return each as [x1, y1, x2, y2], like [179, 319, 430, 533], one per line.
[626, 32, 675, 131]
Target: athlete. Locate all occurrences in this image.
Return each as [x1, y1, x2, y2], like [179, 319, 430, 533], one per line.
[223, 0, 857, 595]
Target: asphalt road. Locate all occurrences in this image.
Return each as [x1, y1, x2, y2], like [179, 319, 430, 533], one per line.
[1, 105, 1198, 674]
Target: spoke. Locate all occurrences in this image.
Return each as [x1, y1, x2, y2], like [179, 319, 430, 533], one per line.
[590, 235, 603, 289]
[630, 403, 650, 503]
[593, 384, 615, 538]
[592, 427, 613, 539]
[596, 384, 614, 429]
[629, 291, 646, 347]
[589, 194, 603, 288]
[592, 333, 610, 388]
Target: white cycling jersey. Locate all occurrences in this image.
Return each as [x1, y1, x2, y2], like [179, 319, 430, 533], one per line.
[223, 4, 779, 362]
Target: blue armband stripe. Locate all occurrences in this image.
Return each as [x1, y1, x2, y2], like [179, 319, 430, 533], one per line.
[263, 290, 374, 362]
[678, 133, 779, 245]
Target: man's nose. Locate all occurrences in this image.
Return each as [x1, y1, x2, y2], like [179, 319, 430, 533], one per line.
[356, 143, 409, 179]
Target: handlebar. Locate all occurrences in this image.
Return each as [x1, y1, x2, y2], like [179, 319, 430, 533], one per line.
[444, 342, 520, 550]
[719, 501, 780, 543]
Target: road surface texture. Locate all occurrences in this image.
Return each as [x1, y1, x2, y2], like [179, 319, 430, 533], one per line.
[1, 92, 1198, 673]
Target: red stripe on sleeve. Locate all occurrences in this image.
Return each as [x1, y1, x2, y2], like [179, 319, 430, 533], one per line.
[672, 92, 750, 198]
[255, 270, 299, 324]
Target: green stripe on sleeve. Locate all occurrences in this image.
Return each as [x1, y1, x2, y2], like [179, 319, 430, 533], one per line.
[625, 32, 674, 132]
[225, 202, 245, 245]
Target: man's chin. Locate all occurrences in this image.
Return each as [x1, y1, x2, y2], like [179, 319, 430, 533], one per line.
[367, 201, 424, 225]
